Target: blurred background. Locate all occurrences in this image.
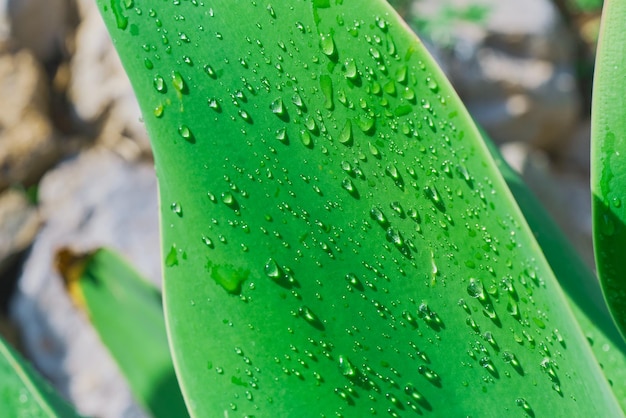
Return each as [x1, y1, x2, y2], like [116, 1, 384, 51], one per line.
[0, 0, 604, 416]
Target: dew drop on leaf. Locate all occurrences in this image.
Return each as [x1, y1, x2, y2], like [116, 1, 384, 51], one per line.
[170, 202, 183, 217]
[320, 33, 336, 58]
[264, 258, 282, 280]
[178, 125, 194, 143]
[275, 128, 288, 144]
[172, 71, 185, 92]
[153, 75, 166, 93]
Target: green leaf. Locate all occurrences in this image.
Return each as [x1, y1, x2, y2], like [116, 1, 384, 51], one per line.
[96, 0, 622, 416]
[57, 248, 187, 418]
[0, 334, 81, 417]
[591, 0, 626, 339]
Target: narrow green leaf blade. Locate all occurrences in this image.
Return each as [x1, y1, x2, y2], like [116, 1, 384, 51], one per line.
[58, 248, 187, 418]
[485, 131, 626, 411]
[96, 1, 622, 416]
[591, 0, 626, 338]
[0, 334, 81, 417]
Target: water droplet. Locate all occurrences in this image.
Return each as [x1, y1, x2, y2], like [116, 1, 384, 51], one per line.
[502, 351, 524, 375]
[305, 116, 317, 132]
[345, 273, 364, 291]
[170, 202, 183, 217]
[270, 98, 287, 119]
[516, 398, 534, 417]
[178, 125, 194, 143]
[467, 278, 486, 300]
[368, 142, 380, 158]
[338, 120, 353, 146]
[172, 71, 185, 93]
[344, 58, 358, 80]
[319, 75, 334, 110]
[238, 110, 253, 124]
[267, 4, 276, 18]
[154, 75, 166, 93]
[153, 104, 164, 118]
[300, 131, 313, 148]
[204, 64, 217, 78]
[221, 192, 239, 211]
[338, 355, 358, 378]
[165, 244, 178, 267]
[479, 357, 498, 377]
[341, 178, 359, 198]
[299, 306, 324, 330]
[208, 98, 221, 112]
[292, 93, 305, 109]
[358, 116, 375, 134]
[111, 0, 129, 29]
[202, 235, 214, 248]
[264, 258, 282, 280]
[426, 77, 439, 93]
[418, 365, 441, 387]
[320, 33, 336, 58]
[383, 80, 396, 96]
[370, 207, 390, 228]
[424, 185, 444, 210]
[276, 128, 289, 144]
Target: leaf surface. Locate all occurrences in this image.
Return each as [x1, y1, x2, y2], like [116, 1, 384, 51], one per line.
[97, 0, 622, 416]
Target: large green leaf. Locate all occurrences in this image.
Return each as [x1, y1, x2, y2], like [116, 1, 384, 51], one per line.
[0, 334, 81, 417]
[58, 248, 188, 418]
[97, 0, 622, 416]
[591, 0, 626, 339]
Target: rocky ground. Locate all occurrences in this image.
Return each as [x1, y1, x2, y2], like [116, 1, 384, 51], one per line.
[0, 0, 602, 416]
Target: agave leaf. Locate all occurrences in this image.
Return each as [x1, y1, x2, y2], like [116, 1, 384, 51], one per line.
[57, 248, 187, 418]
[591, 0, 626, 339]
[0, 334, 81, 417]
[96, 0, 622, 416]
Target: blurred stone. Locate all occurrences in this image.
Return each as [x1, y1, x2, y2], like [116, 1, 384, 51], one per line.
[0, 50, 62, 191]
[0, 188, 39, 277]
[555, 118, 591, 175]
[5, 0, 74, 64]
[501, 141, 594, 269]
[10, 147, 159, 418]
[413, 0, 581, 151]
[68, 0, 150, 158]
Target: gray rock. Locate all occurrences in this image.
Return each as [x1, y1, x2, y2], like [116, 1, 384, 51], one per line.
[68, 0, 150, 158]
[10, 147, 159, 418]
[5, 0, 74, 63]
[412, 0, 581, 151]
[0, 188, 39, 277]
[0, 50, 62, 191]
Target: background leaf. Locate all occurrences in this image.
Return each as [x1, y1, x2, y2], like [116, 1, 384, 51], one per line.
[97, 0, 622, 416]
[0, 334, 81, 417]
[591, 0, 626, 339]
[485, 130, 626, 410]
[58, 247, 187, 418]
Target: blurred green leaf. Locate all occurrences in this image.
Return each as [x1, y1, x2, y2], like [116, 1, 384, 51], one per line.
[0, 334, 81, 417]
[485, 130, 626, 410]
[58, 248, 187, 418]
